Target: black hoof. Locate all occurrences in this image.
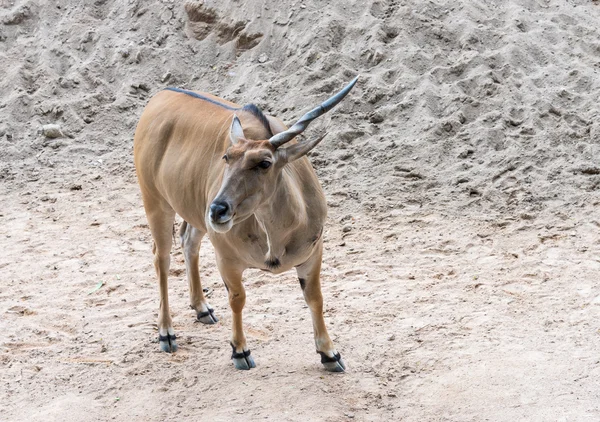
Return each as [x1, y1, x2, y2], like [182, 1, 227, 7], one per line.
[197, 307, 218, 324]
[231, 343, 256, 370]
[318, 351, 346, 372]
[159, 333, 178, 353]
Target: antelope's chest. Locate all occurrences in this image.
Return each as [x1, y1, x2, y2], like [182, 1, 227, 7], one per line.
[225, 225, 323, 274]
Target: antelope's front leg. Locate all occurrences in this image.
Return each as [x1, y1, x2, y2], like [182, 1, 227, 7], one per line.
[216, 257, 255, 370]
[146, 209, 178, 353]
[296, 243, 346, 372]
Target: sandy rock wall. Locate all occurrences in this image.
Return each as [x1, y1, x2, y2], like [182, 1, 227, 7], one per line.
[1, 0, 599, 217]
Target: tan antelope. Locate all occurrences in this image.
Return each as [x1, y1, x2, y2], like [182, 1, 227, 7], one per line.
[133, 76, 358, 372]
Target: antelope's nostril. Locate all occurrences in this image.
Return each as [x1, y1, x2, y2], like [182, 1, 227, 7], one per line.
[210, 201, 230, 222]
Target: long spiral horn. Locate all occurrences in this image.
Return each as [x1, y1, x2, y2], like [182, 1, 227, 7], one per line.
[269, 76, 359, 148]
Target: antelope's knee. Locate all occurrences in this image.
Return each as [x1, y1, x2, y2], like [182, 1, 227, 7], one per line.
[228, 290, 246, 310]
[153, 253, 171, 269]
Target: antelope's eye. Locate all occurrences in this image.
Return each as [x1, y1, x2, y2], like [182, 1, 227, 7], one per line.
[257, 161, 272, 169]
[222, 154, 229, 162]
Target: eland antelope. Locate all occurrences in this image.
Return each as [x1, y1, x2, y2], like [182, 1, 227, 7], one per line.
[133, 76, 358, 372]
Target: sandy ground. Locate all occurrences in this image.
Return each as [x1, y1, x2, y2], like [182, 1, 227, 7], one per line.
[2, 0, 600, 420]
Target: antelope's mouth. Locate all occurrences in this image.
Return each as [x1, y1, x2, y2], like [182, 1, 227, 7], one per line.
[210, 217, 234, 233]
[209, 209, 238, 233]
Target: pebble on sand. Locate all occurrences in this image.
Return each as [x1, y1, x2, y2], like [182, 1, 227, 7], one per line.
[161, 72, 172, 83]
[42, 124, 63, 138]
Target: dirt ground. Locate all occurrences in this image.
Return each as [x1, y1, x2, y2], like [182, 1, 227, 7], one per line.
[2, 0, 600, 421]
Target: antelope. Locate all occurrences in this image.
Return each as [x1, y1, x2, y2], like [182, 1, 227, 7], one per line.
[133, 76, 358, 372]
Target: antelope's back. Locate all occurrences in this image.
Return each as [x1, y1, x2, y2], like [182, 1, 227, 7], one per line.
[136, 90, 235, 181]
[134, 89, 236, 172]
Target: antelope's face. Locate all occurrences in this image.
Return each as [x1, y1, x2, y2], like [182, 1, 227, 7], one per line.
[208, 135, 282, 233]
[208, 76, 359, 233]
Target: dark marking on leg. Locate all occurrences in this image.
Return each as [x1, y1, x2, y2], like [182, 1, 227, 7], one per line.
[265, 257, 281, 269]
[230, 342, 252, 359]
[299, 278, 306, 290]
[317, 351, 346, 372]
[158, 333, 178, 353]
[158, 334, 176, 342]
[230, 342, 256, 370]
[196, 307, 218, 324]
[317, 351, 341, 363]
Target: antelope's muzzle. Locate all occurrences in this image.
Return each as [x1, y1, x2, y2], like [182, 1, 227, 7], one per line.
[209, 200, 232, 224]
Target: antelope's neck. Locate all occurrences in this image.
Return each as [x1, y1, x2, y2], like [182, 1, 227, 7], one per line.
[253, 169, 310, 266]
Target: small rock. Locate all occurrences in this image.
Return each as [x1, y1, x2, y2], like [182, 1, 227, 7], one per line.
[58, 77, 73, 89]
[388, 334, 395, 341]
[42, 124, 63, 138]
[369, 112, 384, 124]
[161, 71, 172, 83]
[3, 5, 31, 25]
[119, 49, 130, 58]
[70, 184, 82, 191]
[257, 53, 269, 63]
[80, 30, 94, 44]
[342, 225, 352, 233]
[40, 195, 56, 203]
[458, 149, 474, 159]
[160, 9, 173, 23]
[340, 215, 353, 223]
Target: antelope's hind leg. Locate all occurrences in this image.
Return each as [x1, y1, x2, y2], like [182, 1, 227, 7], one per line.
[296, 243, 346, 372]
[145, 206, 178, 353]
[179, 221, 218, 324]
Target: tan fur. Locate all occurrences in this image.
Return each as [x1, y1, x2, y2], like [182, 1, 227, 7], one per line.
[134, 89, 341, 367]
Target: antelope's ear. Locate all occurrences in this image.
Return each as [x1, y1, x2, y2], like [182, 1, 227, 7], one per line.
[278, 133, 327, 163]
[230, 115, 245, 145]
